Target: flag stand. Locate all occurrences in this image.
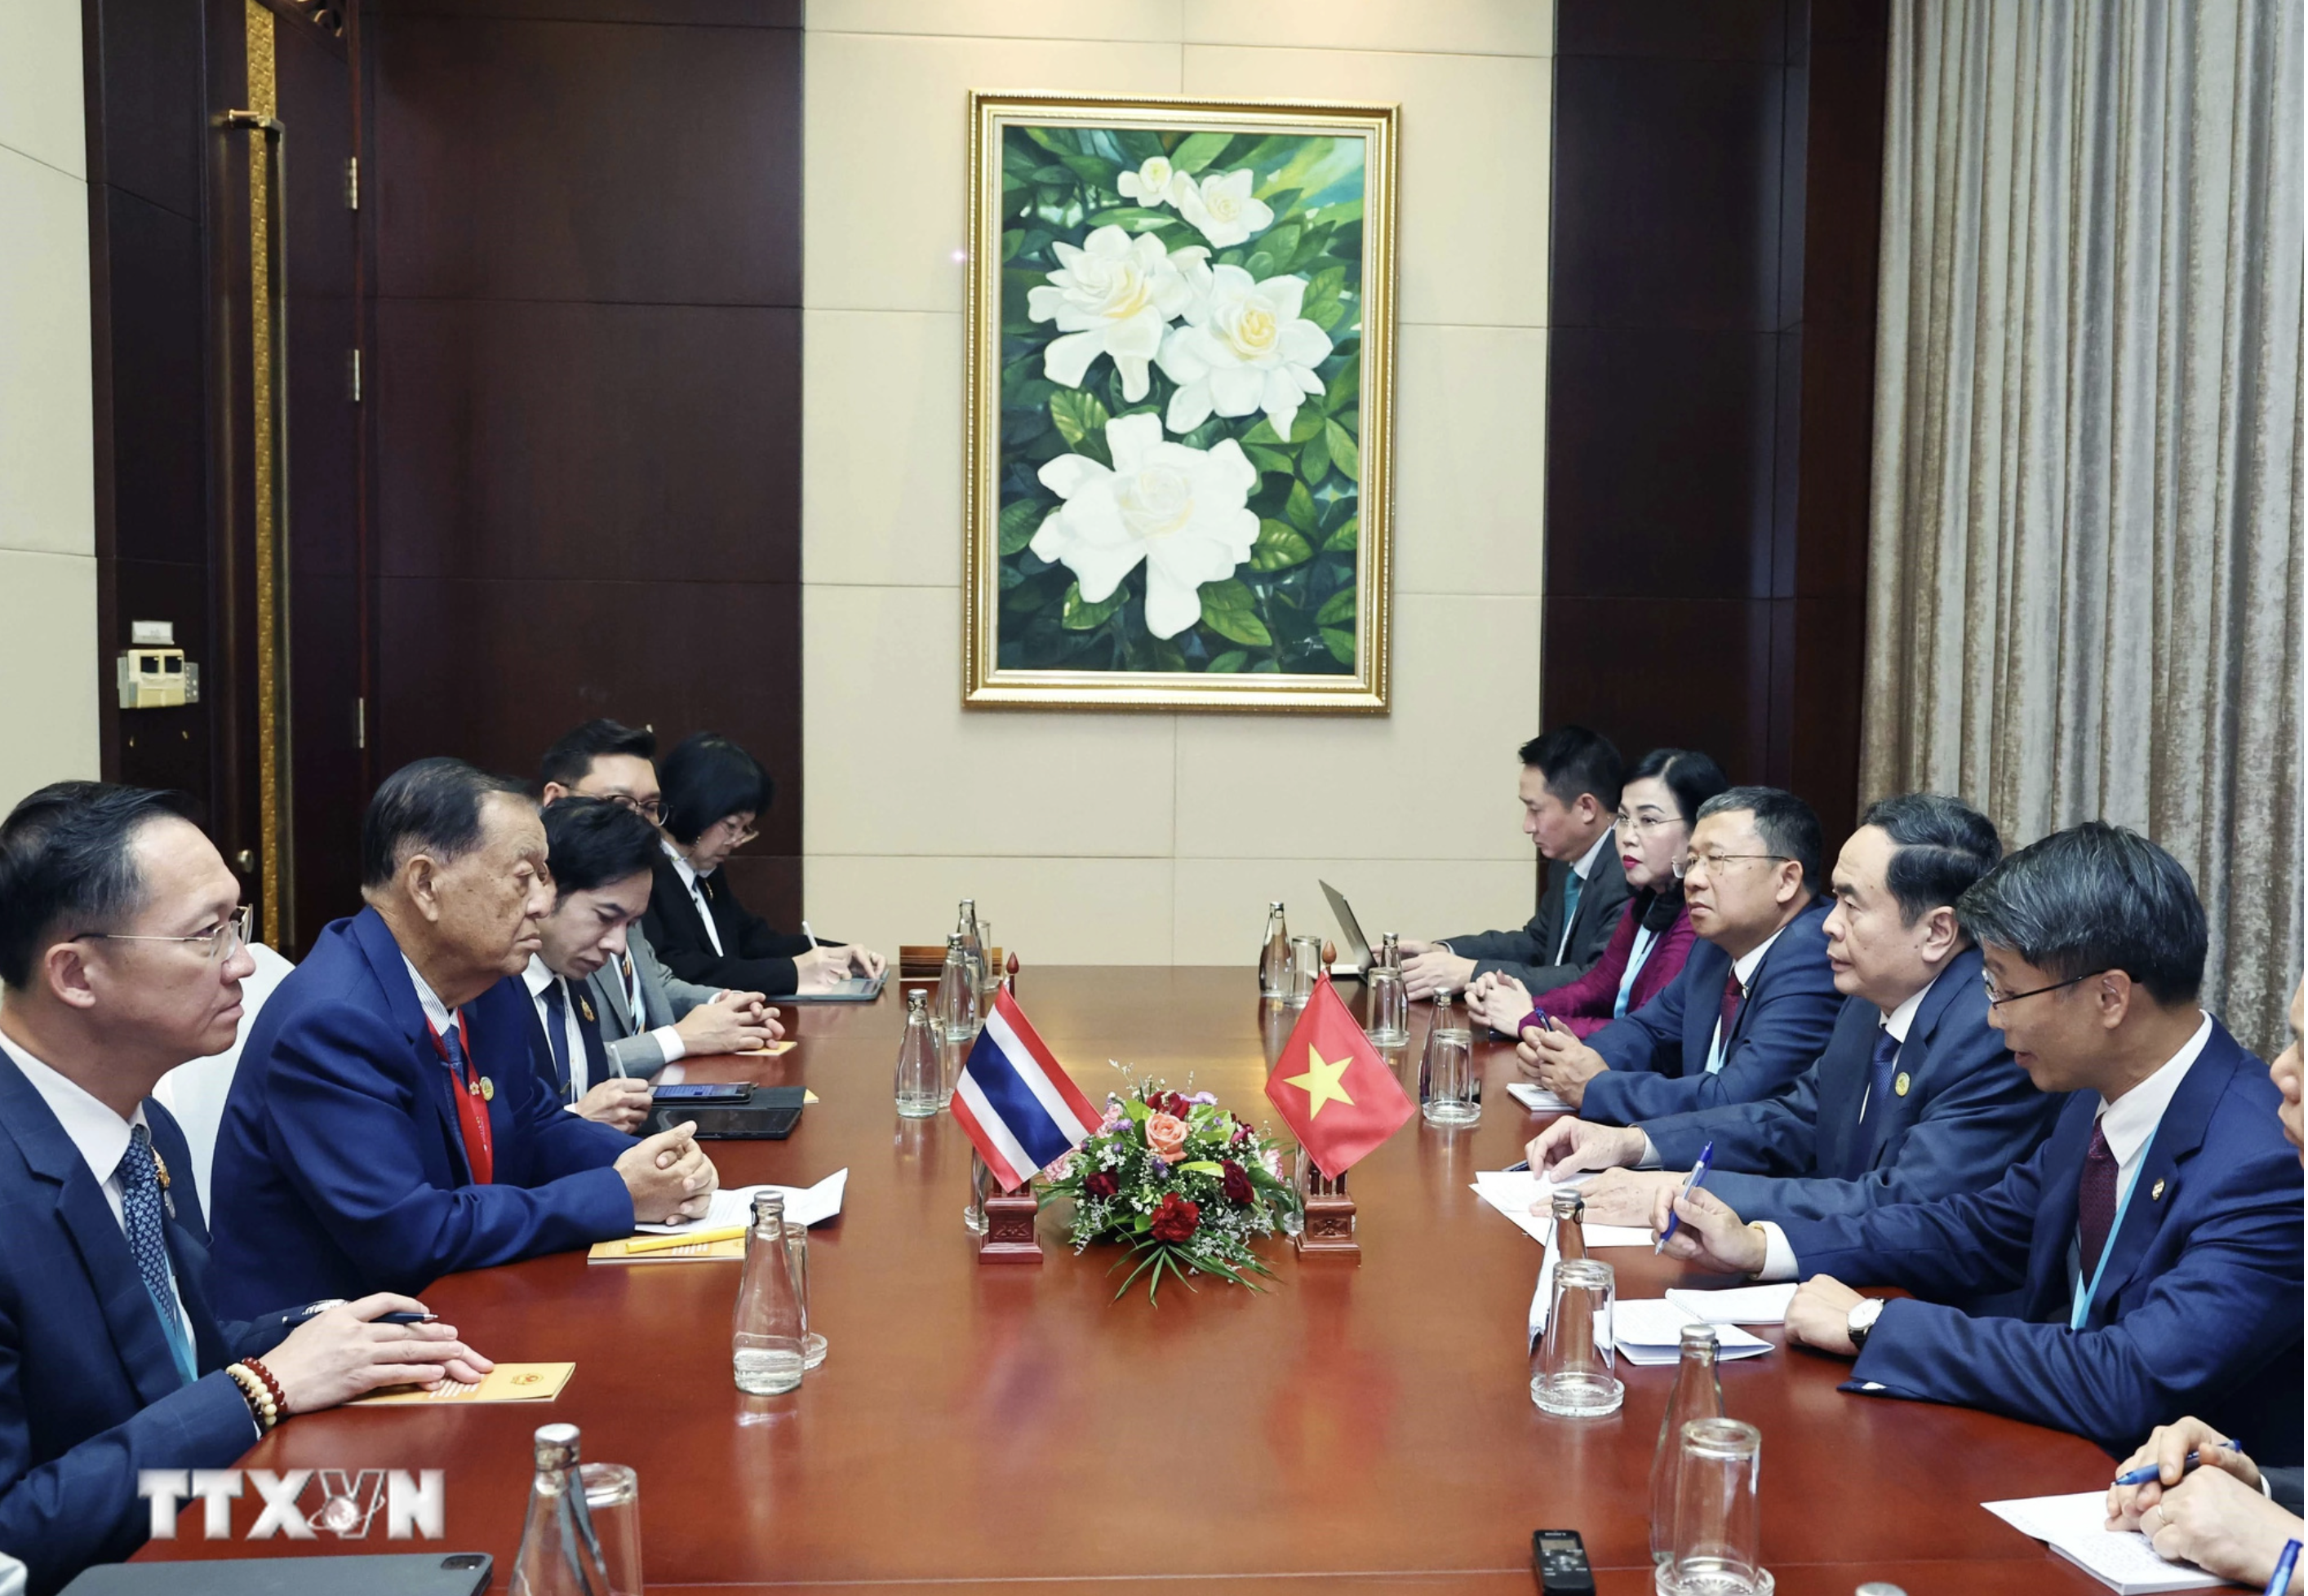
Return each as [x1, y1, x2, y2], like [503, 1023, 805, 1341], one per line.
[1294, 1163, 1359, 1261]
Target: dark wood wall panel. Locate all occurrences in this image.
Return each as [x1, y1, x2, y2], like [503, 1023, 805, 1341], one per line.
[366, 4, 805, 917]
[1545, 0, 1887, 849]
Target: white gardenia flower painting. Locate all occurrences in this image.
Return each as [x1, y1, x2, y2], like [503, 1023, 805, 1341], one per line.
[988, 117, 1372, 680]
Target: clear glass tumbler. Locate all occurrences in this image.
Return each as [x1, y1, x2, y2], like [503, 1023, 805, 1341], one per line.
[1420, 1017, 1480, 1127]
[1287, 934, 1323, 1008]
[782, 1220, 828, 1372]
[576, 1463, 643, 1596]
[974, 919, 998, 1000]
[1658, 1417, 1770, 1595]
[1365, 964, 1409, 1046]
[1530, 1257, 1622, 1416]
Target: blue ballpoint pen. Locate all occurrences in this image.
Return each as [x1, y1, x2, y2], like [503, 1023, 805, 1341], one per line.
[1655, 1140, 1716, 1255]
[2262, 1538, 2299, 1596]
[2113, 1442, 2232, 1488]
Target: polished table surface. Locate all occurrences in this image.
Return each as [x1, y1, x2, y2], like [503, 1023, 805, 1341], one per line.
[141, 967, 2185, 1592]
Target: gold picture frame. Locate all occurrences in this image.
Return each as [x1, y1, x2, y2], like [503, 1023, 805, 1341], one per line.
[965, 91, 1398, 713]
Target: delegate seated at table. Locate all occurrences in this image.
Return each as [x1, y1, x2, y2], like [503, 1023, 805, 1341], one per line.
[1526, 794, 2062, 1248]
[1654, 824, 2305, 1465]
[208, 759, 718, 1319]
[0, 783, 490, 1596]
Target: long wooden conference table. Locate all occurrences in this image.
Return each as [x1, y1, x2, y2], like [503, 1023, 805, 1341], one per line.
[142, 967, 2178, 1593]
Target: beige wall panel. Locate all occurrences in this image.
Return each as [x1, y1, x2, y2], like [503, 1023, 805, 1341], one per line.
[1171, 593, 1540, 860]
[803, 309, 965, 587]
[1172, 855, 1537, 966]
[804, 852, 1176, 964]
[804, 32, 1182, 314]
[802, 583, 1178, 856]
[1391, 323, 1547, 596]
[0, 0, 87, 180]
[805, 0, 1184, 42]
[0, 149, 95, 559]
[1182, 0, 1553, 59]
[1181, 44, 1551, 329]
[0, 549, 100, 808]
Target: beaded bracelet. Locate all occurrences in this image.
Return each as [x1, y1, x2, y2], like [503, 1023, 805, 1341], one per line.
[225, 1363, 279, 1431]
[241, 1356, 289, 1417]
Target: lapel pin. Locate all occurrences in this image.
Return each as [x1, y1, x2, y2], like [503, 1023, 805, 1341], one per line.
[1893, 1071, 1911, 1097]
[480, 1077, 495, 1102]
[2150, 1177, 2167, 1201]
[578, 993, 596, 1023]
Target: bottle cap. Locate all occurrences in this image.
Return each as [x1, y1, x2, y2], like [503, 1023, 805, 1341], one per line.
[906, 988, 927, 1011]
[1269, 900, 1284, 911]
[1551, 1190, 1584, 1218]
[1855, 1586, 1909, 1596]
[532, 1422, 581, 1470]
[948, 933, 966, 948]
[752, 1190, 786, 1223]
[1679, 1322, 1720, 1350]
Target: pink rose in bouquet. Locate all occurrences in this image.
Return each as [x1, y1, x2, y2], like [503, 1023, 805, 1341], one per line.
[1145, 1111, 1190, 1164]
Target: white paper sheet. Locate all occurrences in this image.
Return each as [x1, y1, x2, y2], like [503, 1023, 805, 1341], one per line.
[1472, 1169, 1653, 1248]
[1663, 1283, 1800, 1325]
[1505, 1081, 1573, 1112]
[1612, 1298, 1773, 1364]
[1982, 1493, 2224, 1594]
[632, 1168, 849, 1235]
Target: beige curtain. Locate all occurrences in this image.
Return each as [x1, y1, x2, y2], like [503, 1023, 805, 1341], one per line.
[1862, 0, 2304, 1054]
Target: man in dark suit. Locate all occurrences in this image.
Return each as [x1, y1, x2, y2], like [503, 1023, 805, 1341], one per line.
[1401, 726, 1630, 1000]
[1658, 825, 2304, 1464]
[1521, 786, 1844, 1123]
[209, 759, 721, 1318]
[0, 783, 488, 1595]
[1527, 793, 2062, 1237]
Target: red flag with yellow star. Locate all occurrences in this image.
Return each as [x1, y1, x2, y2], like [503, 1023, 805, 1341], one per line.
[1264, 971, 1415, 1177]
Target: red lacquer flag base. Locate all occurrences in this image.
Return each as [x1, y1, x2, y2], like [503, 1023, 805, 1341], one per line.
[979, 1189, 1043, 1264]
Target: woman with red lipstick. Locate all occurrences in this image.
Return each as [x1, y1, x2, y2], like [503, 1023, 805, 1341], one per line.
[1465, 748, 1728, 1038]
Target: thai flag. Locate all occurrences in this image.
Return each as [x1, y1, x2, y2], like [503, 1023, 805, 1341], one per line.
[952, 987, 1100, 1192]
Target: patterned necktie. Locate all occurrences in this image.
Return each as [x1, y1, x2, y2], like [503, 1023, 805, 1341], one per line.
[1850, 1026, 1904, 1173]
[116, 1124, 195, 1386]
[540, 978, 575, 1101]
[1718, 970, 1745, 1039]
[2076, 1119, 2119, 1285]
[1556, 871, 1585, 963]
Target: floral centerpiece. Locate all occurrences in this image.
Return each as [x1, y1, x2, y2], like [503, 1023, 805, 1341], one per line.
[1041, 1075, 1302, 1302]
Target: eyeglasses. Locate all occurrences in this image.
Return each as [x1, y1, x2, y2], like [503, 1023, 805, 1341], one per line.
[1674, 851, 1791, 882]
[604, 793, 668, 826]
[1613, 810, 1680, 836]
[1982, 969, 2102, 1009]
[708, 816, 760, 849]
[76, 903, 252, 964]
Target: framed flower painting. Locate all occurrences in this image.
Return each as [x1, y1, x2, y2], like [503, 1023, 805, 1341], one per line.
[964, 92, 1398, 712]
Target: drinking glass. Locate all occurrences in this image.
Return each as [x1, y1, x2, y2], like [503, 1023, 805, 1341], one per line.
[1531, 1258, 1622, 1416]
[1277, 1147, 1307, 1237]
[1420, 1021, 1480, 1127]
[1287, 934, 1324, 1008]
[1365, 964, 1409, 1045]
[575, 1462, 643, 1596]
[1658, 1418, 1770, 1595]
[783, 1221, 828, 1372]
[974, 920, 998, 999]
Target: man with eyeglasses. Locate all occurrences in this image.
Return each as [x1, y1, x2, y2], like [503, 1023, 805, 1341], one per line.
[1519, 786, 1843, 1124]
[1655, 823, 2302, 1464]
[208, 759, 721, 1318]
[1525, 794, 2062, 1257]
[0, 783, 492, 1593]
[536, 720, 779, 1075]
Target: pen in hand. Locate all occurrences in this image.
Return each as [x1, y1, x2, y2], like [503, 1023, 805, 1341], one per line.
[1655, 1140, 1716, 1256]
[2113, 1442, 2234, 1488]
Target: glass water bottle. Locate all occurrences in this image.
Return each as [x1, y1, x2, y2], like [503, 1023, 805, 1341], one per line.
[1258, 902, 1289, 998]
[1551, 1189, 1587, 1264]
[508, 1423, 610, 1596]
[934, 933, 979, 1043]
[732, 1191, 805, 1394]
[956, 899, 985, 991]
[1649, 1323, 1726, 1569]
[893, 989, 941, 1119]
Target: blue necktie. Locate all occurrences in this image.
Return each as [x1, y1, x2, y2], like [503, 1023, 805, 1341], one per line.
[1850, 1026, 1903, 1175]
[117, 1125, 196, 1386]
[540, 979, 575, 1102]
[1556, 871, 1585, 963]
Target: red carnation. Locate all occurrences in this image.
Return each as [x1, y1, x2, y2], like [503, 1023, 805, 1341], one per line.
[1162, 1091, 1192, 1119]
[1219, 1160, 1254, 1204]
[1148, 1191, 1201, 1243]
[1085, 1171, 1118, 1199]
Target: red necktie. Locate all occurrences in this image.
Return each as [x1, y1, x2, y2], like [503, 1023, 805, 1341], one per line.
[427, 1015, 495, 1185]
[2076, 1119, 2117, 1283]
[1718, 971, 1745, 1041]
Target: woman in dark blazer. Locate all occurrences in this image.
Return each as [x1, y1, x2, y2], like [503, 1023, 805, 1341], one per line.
[642, 733, 885, 996]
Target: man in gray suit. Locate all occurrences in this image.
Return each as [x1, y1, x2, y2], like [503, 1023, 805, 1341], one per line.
[1402, 727, 1629, 999]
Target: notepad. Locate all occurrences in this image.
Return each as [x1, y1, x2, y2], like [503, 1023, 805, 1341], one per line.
[629, 1168, 849, 1235]
[733, 1041, 797, 1057]
[352, 1363, 574, 1405]
[588, 1233, 745, 1263]
[1982, 1492, 2226, 1593]
[1664, 1283, 1799, 1325]
[1611, 1299, 1773, 1364]
[1505, 1081, 1573, 1112]
[1472, 1169, 1653, 1248]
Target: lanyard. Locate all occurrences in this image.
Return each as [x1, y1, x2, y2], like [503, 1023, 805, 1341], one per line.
[2070, 1155, 2143, 1331]
[424, 1012, 495, 1186]
[1614, 925, 1660, 1019]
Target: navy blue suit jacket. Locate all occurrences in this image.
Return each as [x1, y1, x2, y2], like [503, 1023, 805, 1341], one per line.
[1642, 949, 2067, 1226]
[1578, 898, 1841, 1124]
[209, 908, 637, 1318]
[0, 1054, 295, 1596]
[1782, 1020, 2305, 1462]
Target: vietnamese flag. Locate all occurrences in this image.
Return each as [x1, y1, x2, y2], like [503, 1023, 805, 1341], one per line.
[1264, 972, 1415, 1178]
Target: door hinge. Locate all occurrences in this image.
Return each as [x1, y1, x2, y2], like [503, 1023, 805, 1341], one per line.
[345, 155, 359, 211]
[355, 696, 366, 750]
[348, 348, 362, 402]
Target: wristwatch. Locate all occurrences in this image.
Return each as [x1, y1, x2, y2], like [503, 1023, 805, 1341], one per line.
[1846, 1298, 1885, 1349]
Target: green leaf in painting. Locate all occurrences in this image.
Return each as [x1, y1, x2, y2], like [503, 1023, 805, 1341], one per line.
[996, 498, 1047, 555]
[1284, 480, 1317, 534]
[1205, 649, 1249, 673]
[1050, 388, 1111, 448]
[1244, 251, 1276, 280]
[1287, 407, 1327, 444]
[1321, 627, 1357, 666]
[1258, 224, 1302, 268]
[1300, 264, 1346, 321]
[1001, 228, 1024, 262]
[1325, 357, 1359, 410]
[1326, 514, 1360, 552]
[1169, 131, 1232, 174]
[1243, 442, 1295, 477]
[1316, 587, 1356, 624]
[1249, 519, 1314, 572]
[1299, 426, 1332, 484]
[1061, 582, 1126, 631]
[1198, 579, 1272, 646]
[1325, 419, 1360, 481]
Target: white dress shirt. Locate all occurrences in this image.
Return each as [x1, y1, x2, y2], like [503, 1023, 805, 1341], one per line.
[525, 957, 597, 1107]
[664, 839, 724, 956]
[402, 955, 458, 1040]
[0, 1031, 198, 1354]
[1703, 923, 1787, 1074]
